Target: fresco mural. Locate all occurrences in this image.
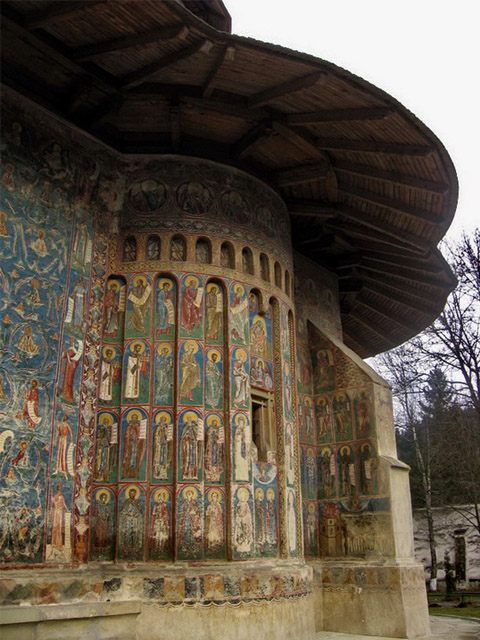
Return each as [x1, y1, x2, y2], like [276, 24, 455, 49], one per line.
[149, 487, 172, 560]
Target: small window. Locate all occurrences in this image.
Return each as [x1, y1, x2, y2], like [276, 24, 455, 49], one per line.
[170, 235, 186, 261]
[196, 238, 211, 264]
[274, 262, 282, 288]
[242, 247, 254, 275]
[146, 235, 161, 260]
[220, 242, 234, 269]
[123, 236, 137, 262]
[251, 389, 275, 463]
[260, 253, 270, 282]
[285, 270, 291, 297]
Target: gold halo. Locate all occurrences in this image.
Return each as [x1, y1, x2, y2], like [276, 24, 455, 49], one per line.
[158, 278, 172, 290]
[336, 393, 345, 401]
[266, 488, 275, 500]
[154, 488, 169, 502]
[182, 485, 198, 499]
[340, 446, 351, 455]
[125, 409, 142, 422]
[304, 398, 310, 407]
[108, 280, 121, 290]
[207, 348, 221, 362]
[234, 348, 247, 362]
[123, 485, 140, 499]
[361, 443, 372, 452]
[284, 362, 290, 374]
[184, 340, 199, 354]
[236, 487, 250, 501]
[234, 413, 248, 426]
[102, 345, 117, 358]
[233, 284, 244, 296]
[322, 447, 332, 456]
[207, 282, 219, 293]
[130, 341, 145, 354]
[98, 412, 114, 426]
[255, 488, 264, 500]
[185, 276, 199, 288]
[307, 447, 314, 456]
[95, 489, 111, 503]
[133, 276, 147, 287]
[155, 410, 171, 424]
[157, 343, 172, 356]
[181, 410, 200, 424]
[253, 357, 264, 367]
[252, 315, 266, 329]
[308, 503, 315, 513]
[316, 398, 327, 407]
[208, 488, 221, 502]
[206, 414, 221, 426]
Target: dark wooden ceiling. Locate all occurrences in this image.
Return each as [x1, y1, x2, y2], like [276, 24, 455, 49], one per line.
[0, 0, 458, 357]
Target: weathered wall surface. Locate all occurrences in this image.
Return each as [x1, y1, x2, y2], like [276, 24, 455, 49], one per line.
[413, 506, 480, 584]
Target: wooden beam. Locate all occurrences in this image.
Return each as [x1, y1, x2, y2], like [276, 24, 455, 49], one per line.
[202, 46, 235, 97]
[324, 218, 426, 255]
[362, 277, 437, 315]
[287, 200, 337, 219]
[248, 71, 326, 108]
[341, 314, 397, 348]
[359, 260, 450, 290]
[23, 1, 106, 30]
[121, 41, 212, 90]
[72, 24, 189, 60]
[271, 121, 325, 158]
[339, 184, 443, 223]
[76, 94, 124, 128]
[287, 107, 394, 125]
[273, 161, 330, 187]
[336, 204, 431, 252]
[356, 299, 411, 330]
[181, 95, 268, 121]
[339, 278, 363, 293]
[295, 232, 336, 248]
[361, 251, 443, 274]
[333, 159, 449, 194]
[315, 137, 433, 156]
[233, 122, 274, 159]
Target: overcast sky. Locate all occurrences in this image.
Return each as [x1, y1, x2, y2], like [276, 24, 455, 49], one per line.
[228, 0, 478, 241]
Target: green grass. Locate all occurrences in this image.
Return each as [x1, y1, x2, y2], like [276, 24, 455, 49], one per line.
[430, 606, 480, 619]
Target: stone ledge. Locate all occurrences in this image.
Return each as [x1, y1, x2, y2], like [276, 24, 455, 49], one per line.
[1, 600, 141, 625]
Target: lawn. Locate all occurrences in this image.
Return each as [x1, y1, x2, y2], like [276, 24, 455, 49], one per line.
[430, 606, 480, 619]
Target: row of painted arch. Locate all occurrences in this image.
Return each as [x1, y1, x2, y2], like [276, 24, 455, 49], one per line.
[121, 234, 292, 297]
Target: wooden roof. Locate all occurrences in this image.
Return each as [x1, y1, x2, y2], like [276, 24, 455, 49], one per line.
[0, 0, 458, 357]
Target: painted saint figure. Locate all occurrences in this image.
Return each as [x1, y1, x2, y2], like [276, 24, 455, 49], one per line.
[124, 342, 148, 401]
[181, 278, 202, 335]
[99, 348, 120, 403]
[179, 341, 201, 402]
[95, 415, 116, 482]
[54, 414, 73, 476]
[128, 277, 151, 334]
[178, 488, 202, 554]
[204, 416, 223, 482]
[152, 412, 172, 480]
[205, 284, 222, 341]
[232, 349, 249, 408]
[156, 279, 174, 336]
[234, 488, 253, 554]
[60, 338, 82, 404]
[51, 482, 69, 550]
[205, 350, 222, 408]
[205, 490, 224, 554]
[230, 285, 248, 345]
[122, 412, 146, 479]
[154, 345, 173, 404]
[21, 379, 41, 428]
[150, 490, 170, 557]
[119, 488, 143, 557]
[180, 415, 200, 480]
[104, 281, 122, 337]
[92, 491, 112, 552]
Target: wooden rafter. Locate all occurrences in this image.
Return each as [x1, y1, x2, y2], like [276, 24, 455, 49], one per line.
[339, 184, 442, 223]
[286, 106, 394, 125]
[315, 137, 432, 156]
[333, 159, 449, 194]
[362, 277, 436, 315]
[324, 218, 426, 255]
[294, 232, 336, 248]
[337, 205, 431, 251]
[341, 313, 397, 348]
[202, 45, 235, 97]
[181, 95, 268, 122]
[359, 260, 450, 290]
[121, 40, 213, 90]
[361, 251, 443, 274]
[339, 279, 363, 293]
[233, 122, 274, 159]
[72, 24, 189, 60]
[356, 299, 411, 330]
[248, 71, 326, 108]
[271, 121, 324, 158]
[23, 1, 106, 30]
[287, 200, 336, 219]
[273, 160, 330, 187]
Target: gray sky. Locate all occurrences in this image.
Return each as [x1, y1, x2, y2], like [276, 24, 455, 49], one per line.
[228, 0, 478, 241]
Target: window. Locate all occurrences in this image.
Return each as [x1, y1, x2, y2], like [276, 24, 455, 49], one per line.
[146, 235, 161, 260]
[251, 389, 275, 462]
[123, 236, 137, 262]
